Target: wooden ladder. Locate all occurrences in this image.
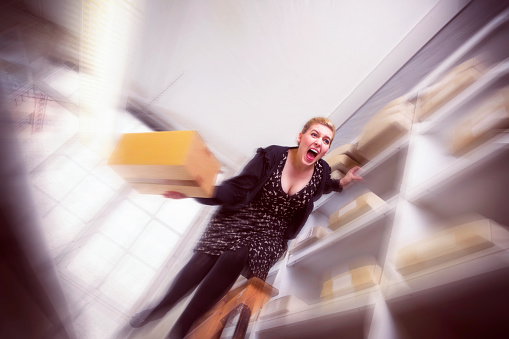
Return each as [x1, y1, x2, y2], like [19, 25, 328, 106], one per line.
[185, 278, 278, 339]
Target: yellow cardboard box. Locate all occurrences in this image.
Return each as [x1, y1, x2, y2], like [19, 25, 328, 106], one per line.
[321, 264, 382, 300]
[395, 218, 495, 275]
[451, 87, 509, 156]
[417, 58, 487, 121]
[108, 131, 220, 197]
[328, 192, 387, 231]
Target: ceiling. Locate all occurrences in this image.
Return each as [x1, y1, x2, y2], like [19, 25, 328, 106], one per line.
[22, 0, 471, 170]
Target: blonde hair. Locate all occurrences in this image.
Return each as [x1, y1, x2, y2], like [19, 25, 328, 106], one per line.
[301, 117, 336, 141]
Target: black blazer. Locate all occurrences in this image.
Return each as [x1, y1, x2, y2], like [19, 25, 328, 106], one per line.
[196, 145, 342, 240]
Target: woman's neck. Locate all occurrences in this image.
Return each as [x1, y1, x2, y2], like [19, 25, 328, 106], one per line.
[281, 148, 315, 196]
[288, 148, 314, 174]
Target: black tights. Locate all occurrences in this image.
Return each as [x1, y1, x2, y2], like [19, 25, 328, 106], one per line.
[143, 248, 249, 338]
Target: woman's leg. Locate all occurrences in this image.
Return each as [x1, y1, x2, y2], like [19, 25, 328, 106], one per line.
[130, 251, 218, 328]
[167, 247, 249, 339]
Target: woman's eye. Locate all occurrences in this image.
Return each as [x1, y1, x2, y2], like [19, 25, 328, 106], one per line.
[324, 139, 330, 145]
[311, 132, 317, 137]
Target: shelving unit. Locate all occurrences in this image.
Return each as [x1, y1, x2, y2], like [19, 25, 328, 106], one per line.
[256, 293, 376, 339]
[407, 134, 509, 223]
[249, 5, 509, 339]
[288, 206, 395, 271]
[313, 135, 410, 212]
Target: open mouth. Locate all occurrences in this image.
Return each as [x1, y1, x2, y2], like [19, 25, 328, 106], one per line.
[306, 148, 319, 162]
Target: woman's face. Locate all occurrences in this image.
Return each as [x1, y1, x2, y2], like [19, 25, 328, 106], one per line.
[297, 123, 333, 166]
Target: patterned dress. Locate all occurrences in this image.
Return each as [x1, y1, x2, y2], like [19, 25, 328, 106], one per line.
[195, 151, 324, 280]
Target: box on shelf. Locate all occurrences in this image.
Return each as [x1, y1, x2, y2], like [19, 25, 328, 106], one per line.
[259, 295, 308, 319]
[324, 154, 360, 174]
[356, 112, 412, 161]
[416, 58, 487, 122]
[289, 226, 332, 255]
[108, 130, 220, 197]
[450, 87, 509, 156]
[331, 170, 344, 180]
[324, 143, 365, 165]
[365, 97, 415, 129]
[395, 218, 496, 275]
[320, 264, 382, 300]
[328, 192, 387, 231]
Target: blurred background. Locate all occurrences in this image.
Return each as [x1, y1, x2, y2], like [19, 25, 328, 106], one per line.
[1, 0, 508, 338]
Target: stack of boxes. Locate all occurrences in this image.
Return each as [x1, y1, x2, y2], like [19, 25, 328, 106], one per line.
[323, 143, 362, 175]
[356, 96, 415, 161]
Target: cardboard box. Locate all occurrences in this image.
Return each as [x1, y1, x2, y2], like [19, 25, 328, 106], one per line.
[417, 58, 487, 121]
[364, 97, 415, 130]
[356, 112, 412, 161]
[395, 218, 495, 275]
[330, 170, 344, 180]
[289, 226, 332, 255]
[260, 295, 308, 319]
[324, 154, 360, 174]
[328, 192, 387, 231]
[108, 131, 220, 197]
[379, 96, 410, 111]
[451, 87, 509, 156]
[321, 264, 382, 300]
[324, 143, 365, 165]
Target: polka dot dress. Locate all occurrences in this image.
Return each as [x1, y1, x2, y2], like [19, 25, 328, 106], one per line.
[195, 151, 323, 280]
